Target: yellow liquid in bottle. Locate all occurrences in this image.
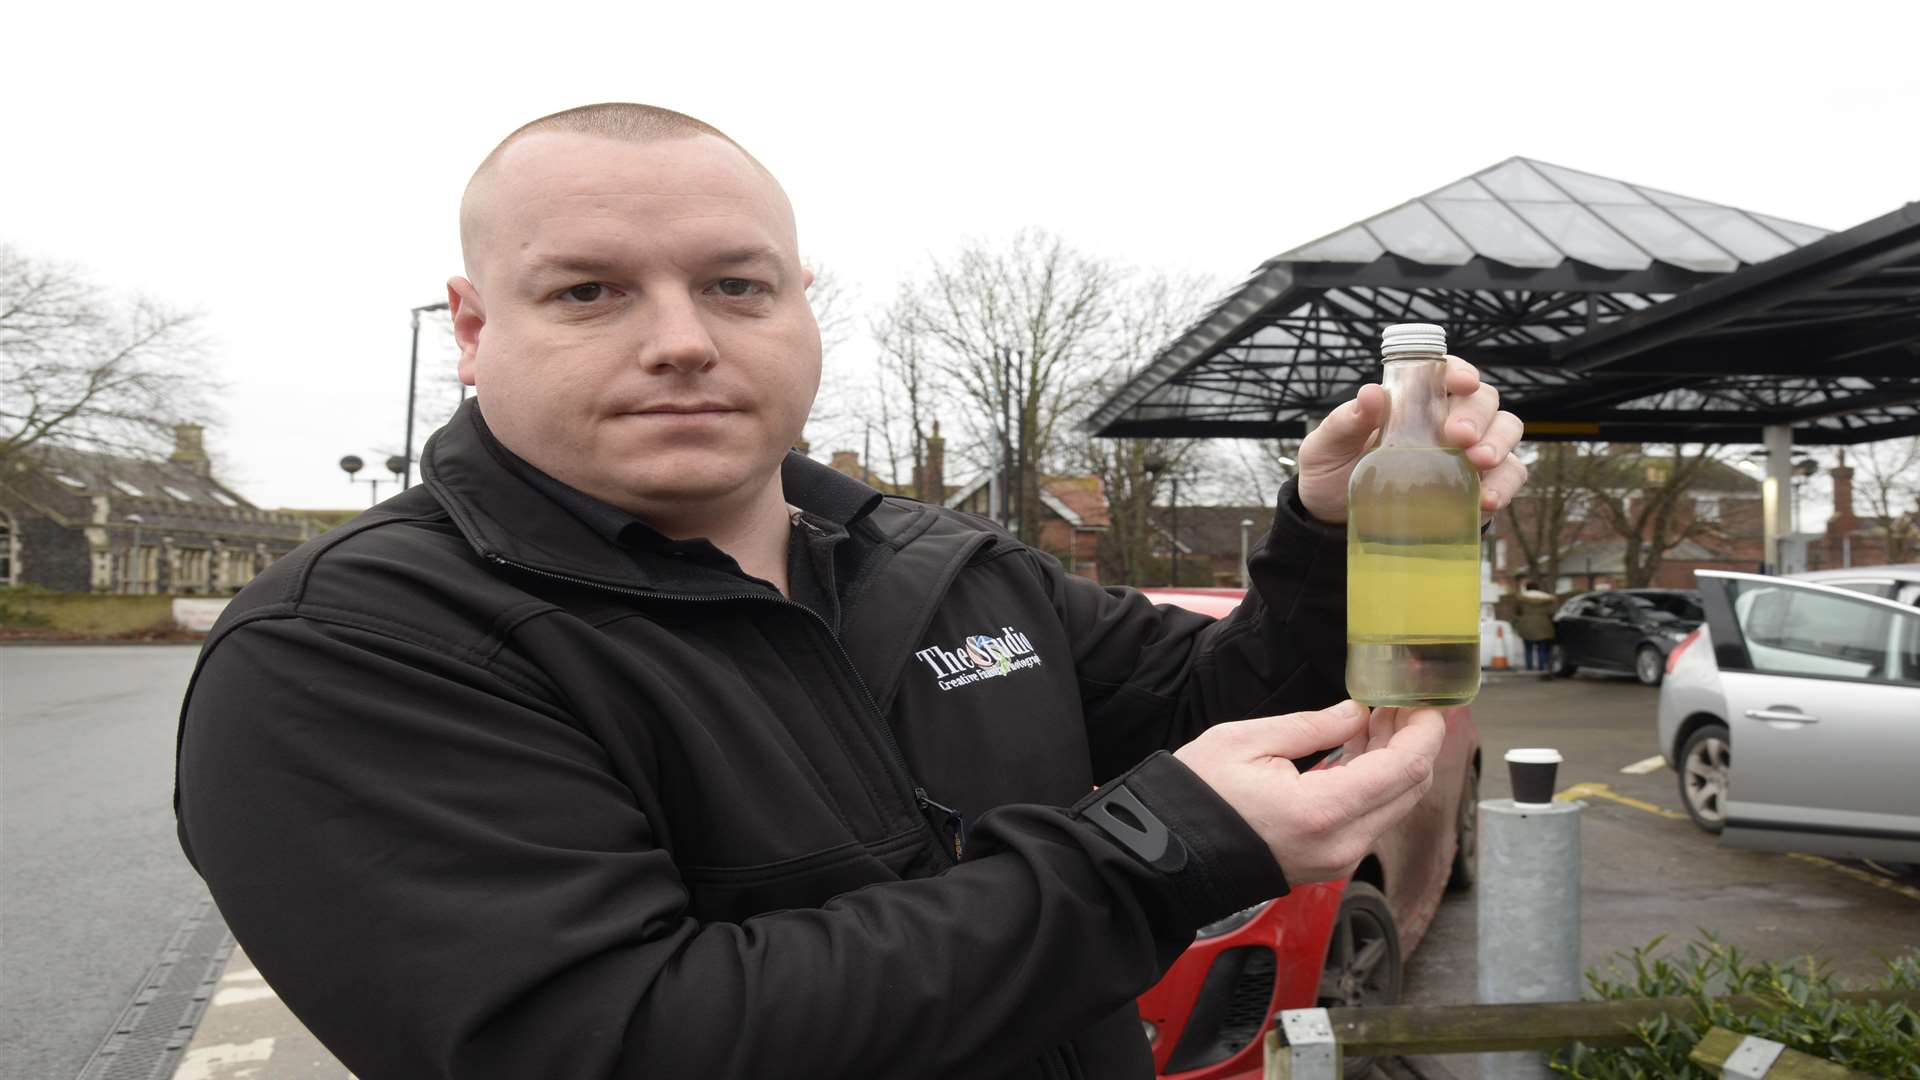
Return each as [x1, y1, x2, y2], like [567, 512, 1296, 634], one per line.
[1346, 447, 1482, 707]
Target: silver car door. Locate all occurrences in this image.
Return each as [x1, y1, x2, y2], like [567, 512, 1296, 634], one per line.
[1697, 572, 1920, 863]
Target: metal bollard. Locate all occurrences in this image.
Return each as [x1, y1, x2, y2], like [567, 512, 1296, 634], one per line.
[1476, 796, 1583, 1080]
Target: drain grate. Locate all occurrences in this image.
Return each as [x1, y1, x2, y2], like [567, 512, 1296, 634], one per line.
[74, 895, 235, 1080]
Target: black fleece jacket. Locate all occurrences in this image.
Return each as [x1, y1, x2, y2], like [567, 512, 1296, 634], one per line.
[174, 399, 1348, 1080]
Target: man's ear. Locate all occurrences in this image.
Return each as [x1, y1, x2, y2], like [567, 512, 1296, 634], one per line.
[448, 277, 484, 386]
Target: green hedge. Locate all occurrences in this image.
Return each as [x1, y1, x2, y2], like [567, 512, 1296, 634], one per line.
[1554, 935, 1920, 1078]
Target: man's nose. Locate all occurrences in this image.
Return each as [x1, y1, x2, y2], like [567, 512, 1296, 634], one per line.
[638, 294, 719, 374]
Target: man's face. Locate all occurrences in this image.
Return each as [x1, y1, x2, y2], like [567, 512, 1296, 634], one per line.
[451, 132, 820, 523]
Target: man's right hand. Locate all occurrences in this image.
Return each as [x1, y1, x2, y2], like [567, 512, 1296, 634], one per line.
[1173, 700, 1445, 885]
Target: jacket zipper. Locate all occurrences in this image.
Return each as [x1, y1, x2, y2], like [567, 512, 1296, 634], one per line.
[485, 554, 968, 862]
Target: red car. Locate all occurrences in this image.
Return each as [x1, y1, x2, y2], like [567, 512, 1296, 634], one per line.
[1134, 588, 1482, 1079]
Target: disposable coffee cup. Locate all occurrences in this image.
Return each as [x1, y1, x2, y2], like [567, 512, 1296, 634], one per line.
[1505, 748, 1562, 807]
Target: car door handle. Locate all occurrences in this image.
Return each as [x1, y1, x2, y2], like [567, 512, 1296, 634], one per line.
[1745, 708, 1819, 724]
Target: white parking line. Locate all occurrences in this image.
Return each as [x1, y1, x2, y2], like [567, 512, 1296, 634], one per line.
[1619, 755, 1667, 775]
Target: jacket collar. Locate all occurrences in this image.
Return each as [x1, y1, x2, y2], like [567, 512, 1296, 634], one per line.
[421, 398, 887, 592]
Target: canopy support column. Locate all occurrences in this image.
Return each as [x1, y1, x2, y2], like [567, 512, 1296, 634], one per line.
[1762, 425, 1794, 574]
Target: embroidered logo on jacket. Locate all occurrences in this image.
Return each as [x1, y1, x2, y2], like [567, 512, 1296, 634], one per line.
[914, 627, 1043, 691]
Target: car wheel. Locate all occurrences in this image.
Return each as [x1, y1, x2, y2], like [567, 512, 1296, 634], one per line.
[1549, 642, 1575, 678]
[1446, 761, 1479, 894]
[1316, 882, 1401, 1077]
[1678, 724, 1730, 834]
[1635, 645, 1665, 687]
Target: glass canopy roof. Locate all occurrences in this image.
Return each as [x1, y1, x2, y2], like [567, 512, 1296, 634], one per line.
[1086, 159, 1920, 447]
[1283, 158, 1823, 274]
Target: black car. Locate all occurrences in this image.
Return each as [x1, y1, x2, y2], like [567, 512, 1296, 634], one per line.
[1550, 588, 1705, 686]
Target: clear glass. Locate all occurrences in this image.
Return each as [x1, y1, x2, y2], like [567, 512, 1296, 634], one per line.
[1346, 350, 1482, 706]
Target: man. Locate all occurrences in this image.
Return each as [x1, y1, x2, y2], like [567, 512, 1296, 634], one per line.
[175, 104, 1527, 1079]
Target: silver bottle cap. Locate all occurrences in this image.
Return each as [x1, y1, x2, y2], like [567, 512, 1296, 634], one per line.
[1381, 322, 1447, 358]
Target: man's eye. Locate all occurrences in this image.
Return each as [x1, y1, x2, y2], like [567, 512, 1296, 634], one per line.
[563, 283, 606, 303]
[715, 278, 765, 298]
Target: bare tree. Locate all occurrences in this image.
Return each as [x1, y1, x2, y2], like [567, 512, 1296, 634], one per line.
[1584, 443, 1727, 587]
[1850, 436, 1920, 562]
[887, 229, 1124, 545]
[1074, 269, 1218, 584]
[1, 246, 216, 467]
[1501, 443, 1593, 588]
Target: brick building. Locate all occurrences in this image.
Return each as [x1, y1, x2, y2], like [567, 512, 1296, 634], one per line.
[1492, 454, 1766, 593]
[1494, 451, 1917, 594]
[0, 426, 307, 594]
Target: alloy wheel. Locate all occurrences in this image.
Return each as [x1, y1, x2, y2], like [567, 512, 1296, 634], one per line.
[1636, 646, 1664, 686]
[1682, 735, 1730, 826]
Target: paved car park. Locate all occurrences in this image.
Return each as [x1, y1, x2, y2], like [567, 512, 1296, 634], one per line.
[6, 648, 1914, 1080]
[1405, 670, 1919, 1016]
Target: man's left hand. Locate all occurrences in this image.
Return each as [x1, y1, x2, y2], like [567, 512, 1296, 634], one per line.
[1295, 355, 1527, 526]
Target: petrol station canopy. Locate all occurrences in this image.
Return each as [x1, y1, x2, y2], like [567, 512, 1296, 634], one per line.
[1085, 158, 1920, 446]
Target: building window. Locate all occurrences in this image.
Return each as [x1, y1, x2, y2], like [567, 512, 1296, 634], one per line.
[0, 514, 12, 585]
[1565, 493, 1589, 523]
[209, 490, 239, 508]
[162, 485, 195, 502]
[56, 474, 88, 490]
[111, 479, 145, 497]
[1695, 497, 1721, 522]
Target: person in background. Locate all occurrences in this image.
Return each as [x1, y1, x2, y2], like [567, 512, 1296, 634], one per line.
[1514, 577, 1559, 673]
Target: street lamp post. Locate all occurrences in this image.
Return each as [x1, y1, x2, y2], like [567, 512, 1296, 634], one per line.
[1169, 473, 1181, 587]
[1240, 518, 1255, 589]
[124, 513, 144, 594]
[404, 302, 452, 490]
[341, 454, 409, 507]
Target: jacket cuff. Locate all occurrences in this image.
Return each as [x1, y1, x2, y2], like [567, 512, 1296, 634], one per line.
[1276, 476, 1345, 544]
[1073, 751, 1289, 931]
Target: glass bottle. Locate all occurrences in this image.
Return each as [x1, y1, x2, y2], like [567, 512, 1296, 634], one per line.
[1346, 323, 1482, 707]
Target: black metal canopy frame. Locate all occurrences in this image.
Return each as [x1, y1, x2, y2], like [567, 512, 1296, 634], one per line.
[1086, 159, 1920, 447]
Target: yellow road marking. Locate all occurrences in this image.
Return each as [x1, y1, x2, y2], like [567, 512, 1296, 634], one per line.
[1551, 783, 1920, 904]
[1785, 853, 1920, 905]
[1555, 781, 1687, 820]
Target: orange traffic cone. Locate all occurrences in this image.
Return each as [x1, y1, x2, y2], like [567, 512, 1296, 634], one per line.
[1491, 624, 1510, 670]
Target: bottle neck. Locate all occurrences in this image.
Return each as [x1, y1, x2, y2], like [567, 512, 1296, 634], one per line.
[1378, 355, 1448, 448]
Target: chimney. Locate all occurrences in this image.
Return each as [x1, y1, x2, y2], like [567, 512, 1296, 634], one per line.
[1830, 462, 1856, 530]
[830, 450, 862, 480]
[917, 420, 946, 503]
[170, 424, 211, 477]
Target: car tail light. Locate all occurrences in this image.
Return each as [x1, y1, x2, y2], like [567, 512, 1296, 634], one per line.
[1666, 628, 1702, 674]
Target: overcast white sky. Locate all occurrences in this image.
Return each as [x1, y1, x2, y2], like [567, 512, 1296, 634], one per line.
[6, 1, 1918, 509]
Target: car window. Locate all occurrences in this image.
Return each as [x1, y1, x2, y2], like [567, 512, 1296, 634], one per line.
[1899, 616, 1920, 682]
[1560, 598, 1595, 618]
[1729, 581, 1917, 684]
[1597, 595, 1633, 621]
[1633, 593, 1704, 622]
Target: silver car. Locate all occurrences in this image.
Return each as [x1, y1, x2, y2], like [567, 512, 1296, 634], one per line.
[1656, 568, 1920, 863]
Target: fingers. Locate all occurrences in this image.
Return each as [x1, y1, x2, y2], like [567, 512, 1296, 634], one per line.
[1235, 700, 1370, 761]
[1305, 707, 1444, 814]
[1443, 355, 1482, 398]
[1303, 384, 1388, 462]
[1480, 454, 1530, 513]
[1468, 410, 1524, 471]
[1445, 383, 1500, 450]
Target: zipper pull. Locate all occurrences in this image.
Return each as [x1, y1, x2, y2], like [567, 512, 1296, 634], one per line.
[915, 787, 968, 861]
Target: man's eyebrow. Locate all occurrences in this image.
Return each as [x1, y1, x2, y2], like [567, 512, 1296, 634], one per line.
[524, 254, 630, 278]
[705, 246, 785, 270]
[522, 247, 786, 278]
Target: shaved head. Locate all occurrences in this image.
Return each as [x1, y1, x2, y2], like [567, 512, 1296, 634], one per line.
[444, 102, 820, 541]
[459, 102, 782, 282]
